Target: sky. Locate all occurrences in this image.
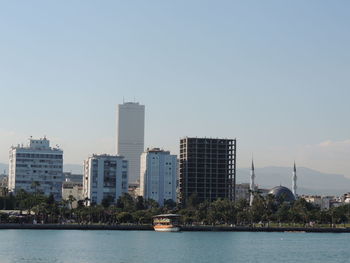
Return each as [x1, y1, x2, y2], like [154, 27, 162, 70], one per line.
[0, 1, 349, 176]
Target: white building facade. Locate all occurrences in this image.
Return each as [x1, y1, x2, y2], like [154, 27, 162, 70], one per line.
[116, 102, 145, 184]
[140, 148, 177, 206]
[83, 154, 128, 205]
[8, 137, 63, 200]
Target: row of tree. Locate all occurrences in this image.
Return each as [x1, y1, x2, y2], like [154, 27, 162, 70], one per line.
[180, 194, 350, 226]
[1, 190, 350, 227]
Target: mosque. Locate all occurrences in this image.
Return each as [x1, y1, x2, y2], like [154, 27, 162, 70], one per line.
[249, 161, 298, 205]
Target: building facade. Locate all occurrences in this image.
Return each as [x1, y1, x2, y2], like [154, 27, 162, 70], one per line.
[62, 181, 83, 208]
[235, 183, 250, 202]
[116, 102, 145, 184]
[140, 148, 177, 206]
[62, 172, 83, 208]
[302, 195, 332, 210]
[8, 137, 63, 200]
[179, 137, 236, 205]
[83, 154, 128, 205]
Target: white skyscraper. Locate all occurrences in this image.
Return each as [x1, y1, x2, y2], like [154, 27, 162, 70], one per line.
[140, 148, 177, 206]
[116, 102, 145, 184]
[83, 154, 128, 206]
[8, 137, 63, 200]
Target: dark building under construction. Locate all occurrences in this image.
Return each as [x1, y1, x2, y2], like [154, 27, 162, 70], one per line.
[179, 137, 236, 205]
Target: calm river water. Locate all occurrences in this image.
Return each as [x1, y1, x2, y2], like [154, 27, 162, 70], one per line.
[0, 230, 349, 263]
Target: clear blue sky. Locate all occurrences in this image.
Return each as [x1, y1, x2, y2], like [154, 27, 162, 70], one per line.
[0, 1, 349, 175]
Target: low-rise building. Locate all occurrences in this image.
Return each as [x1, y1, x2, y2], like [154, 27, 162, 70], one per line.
[235, 183, 250, 202]
[302, 195, 333, 210]
[62, 181, 83, 208]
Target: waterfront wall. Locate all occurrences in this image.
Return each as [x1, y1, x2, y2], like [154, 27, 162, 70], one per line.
[0, 224, 153, 231]
[0, 224, 350, 233]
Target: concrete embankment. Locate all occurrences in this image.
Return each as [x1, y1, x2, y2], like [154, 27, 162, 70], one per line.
[0, 224, 349, 233]
[181, 226, 350, 233]
[0, 224, 153, 231]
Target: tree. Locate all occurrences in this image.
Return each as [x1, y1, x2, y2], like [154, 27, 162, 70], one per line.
[276, 203, 291, 224]
[132, 210, 152, 224]
[117, 212, 133, 223]
[264, 194, 277, 225]
[135, 196, 145, 210]
[116, 193, 135, 212]
[196, 201, 210, 224]
[187, 193, 200, 209]
[101, 195, 114, 208]
[164, 199, 176, 210]
[145, 199, 159, 209]
[250, 194, 265, 223]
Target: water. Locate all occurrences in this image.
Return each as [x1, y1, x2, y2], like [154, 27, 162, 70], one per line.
[0, 230, 349, 263]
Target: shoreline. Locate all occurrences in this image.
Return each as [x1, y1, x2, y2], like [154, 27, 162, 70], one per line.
[0, 224, 349, 233]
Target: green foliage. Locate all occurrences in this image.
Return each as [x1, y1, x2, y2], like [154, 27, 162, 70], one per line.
[164, 199, 177, 211]
[135, 196, 145, 210]
[116, 193, 135, 211]
[4, 189, 350, 227]
[101, 195, 114, 208]
[117, 212, 133, 223]
[187, 193, 201, 209]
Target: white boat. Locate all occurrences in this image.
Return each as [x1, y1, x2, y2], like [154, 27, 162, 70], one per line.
[153, 214, 181, 232]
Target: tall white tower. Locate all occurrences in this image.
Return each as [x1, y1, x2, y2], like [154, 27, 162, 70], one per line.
[116, 102, 145, 184]
[250, 159, 255, 206]
[292, 162, 297, 197]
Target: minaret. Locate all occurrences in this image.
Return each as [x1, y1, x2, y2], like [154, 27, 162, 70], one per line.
[250, 159, 255, 206]
[292, 162, 297, 197]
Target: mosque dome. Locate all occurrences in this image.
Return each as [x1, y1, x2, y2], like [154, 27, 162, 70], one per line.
[268, 186, 295, 202]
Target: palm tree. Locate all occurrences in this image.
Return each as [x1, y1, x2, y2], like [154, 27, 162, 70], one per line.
[31, 181, 41, 194]
[67, 195, 76, 219]
[2, 187, 8, 209]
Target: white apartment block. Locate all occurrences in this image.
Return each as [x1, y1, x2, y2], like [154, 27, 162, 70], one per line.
[140, 148, 177, 206]
[83, 154, 128, 205]
[8, 137, 63, 200]
[116, 102, 145, 184]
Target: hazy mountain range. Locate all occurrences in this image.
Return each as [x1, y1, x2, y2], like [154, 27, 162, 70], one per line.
[237, 166, 350, 196]
[1, 163, 349, 195]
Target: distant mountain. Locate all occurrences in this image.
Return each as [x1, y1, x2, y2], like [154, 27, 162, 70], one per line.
[63, 164, 83, 174]
[1, 162, 349, 195]
[237, 166, 350, 196]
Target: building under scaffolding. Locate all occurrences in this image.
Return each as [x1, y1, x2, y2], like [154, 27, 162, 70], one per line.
[179, 137, 236, 205]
